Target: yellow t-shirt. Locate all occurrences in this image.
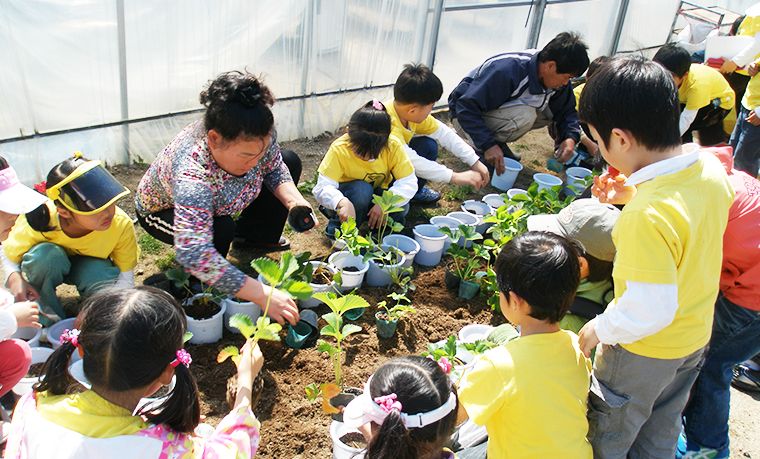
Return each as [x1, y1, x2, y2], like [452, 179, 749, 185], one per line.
[743, 68, 760, 110]
[679, 64, 734, 111]
[736, 14, 760, 76]
[573, 82, 584, 112]
[458, 330, 592, 459]
[612, 153, 733, 359]
[36, 390, 149, 438]
[385, 99, 439, 145]
[3, 201, 139, 272]
[317, 133, 415, 189]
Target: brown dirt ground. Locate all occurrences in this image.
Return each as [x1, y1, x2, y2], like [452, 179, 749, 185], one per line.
[50, 116, 760, 458]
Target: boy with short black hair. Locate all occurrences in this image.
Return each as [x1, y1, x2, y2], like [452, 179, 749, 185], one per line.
[387, 64, 489, 203]
[653, 43, 735, 145]
[457, 231, 593, 459]
[577, 56, 734, 458]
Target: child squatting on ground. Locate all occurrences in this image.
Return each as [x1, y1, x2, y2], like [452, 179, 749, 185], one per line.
[2, 154, 139, 326]
[342, 355, 459, 459]
[456, 231, 593, 459]
[577, 56, 734, 458]
[313, 100, 418, 239]
[0, 156, 46, 444]
[5, 286, 263, 459]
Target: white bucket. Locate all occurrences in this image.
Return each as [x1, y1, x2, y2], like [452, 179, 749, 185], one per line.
[382, 234, 420, 268]
[533, 173, 563, 192]
[446, 212, 479, 248]
[328, 251, 369, 293]
[413, 224, 448, 266]
[10, 326, 42, 348]
[183, 294, 226, 344]
[13, 347, 54, 396]
[365, 245, 406, 287]
[491, 157, 523, 191]
[222, 297, 262, 334]
[461, 200, 493, 235]
[482, 193, 506, 210]
[565, 166, 592, 197]
[430, 216, 465, 252]
[507, 188, 527, 199]
[301, 261, 339, 308]
[330, 420, 366, 459]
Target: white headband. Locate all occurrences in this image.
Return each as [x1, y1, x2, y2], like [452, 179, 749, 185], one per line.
[343, 377, 457, 430]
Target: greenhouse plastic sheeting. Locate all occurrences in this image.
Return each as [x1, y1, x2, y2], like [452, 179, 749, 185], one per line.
[0, 0, 749, 182]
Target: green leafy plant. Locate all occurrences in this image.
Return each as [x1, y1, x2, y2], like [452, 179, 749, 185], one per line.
[369, 190, 405, 243]
[137, 232, 164, 255]
[297, 169, 319, 194]
[444, 184, 474, 202]
[166, 268, 225, 304]
[376, 299, 416, 322]
[437, 225, 486, 282]
[334, 217, 371, 257]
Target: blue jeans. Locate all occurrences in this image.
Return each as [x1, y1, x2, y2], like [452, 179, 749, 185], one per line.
[22, 242, 120, 326]
[683, 293, 760, 456]
[729, 106, 760, 178]
[408, 136, 438, 190]
[324, 180, 409, 237]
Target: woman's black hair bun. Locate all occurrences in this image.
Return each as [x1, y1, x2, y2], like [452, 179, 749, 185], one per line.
[237, 86, 262, 108]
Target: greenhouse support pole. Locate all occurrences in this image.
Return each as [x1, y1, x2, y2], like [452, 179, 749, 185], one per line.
[299, 0, 315, 138]
[609, 0, 631, 54]
[426, 0, 445, 71]
[412, 0, 430, 64]
[116, 0, 129, 163]
[526, 0, 547, 49]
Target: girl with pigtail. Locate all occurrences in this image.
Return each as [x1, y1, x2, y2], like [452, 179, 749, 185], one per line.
[4, 286, 263, 459]
[343, 355, 459, 459]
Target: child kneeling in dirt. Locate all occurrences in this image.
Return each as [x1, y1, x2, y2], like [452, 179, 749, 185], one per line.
[455, 231, 593, 459]
[313, 100, 417, 240]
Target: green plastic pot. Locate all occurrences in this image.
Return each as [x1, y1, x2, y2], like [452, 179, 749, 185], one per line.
[344, 307, 365, 321]
[375, 312, 399, 338]
[458, 279, 480, 300]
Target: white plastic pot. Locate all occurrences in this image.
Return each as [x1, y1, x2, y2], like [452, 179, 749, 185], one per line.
[10, 326, 42, 348]
[412, 224, 448, 266]
[533, 173, 563, 192]
[13, 347, 54, 396]
[222, 297, 261, 334]
[446, 212, 479, 248]
[565, 166, 592, 197]
[328, 251, 369, 293]
[461, 200, 493, 235]
[183, 293, 226, 344]
[382, 234, 420, 268]
[491, 157, 523, 191]
[300, 261, 339, 308]
[482, 193, 506, 211]
[365, 246, 406, 287]
[330, 420, 366, 459]
[430, 215, 464, 252]
[506, 188, 527, 199]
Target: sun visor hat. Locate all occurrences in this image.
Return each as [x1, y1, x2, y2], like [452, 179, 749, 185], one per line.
[0, 166, 48, 214]
[45, 160, 129, 215]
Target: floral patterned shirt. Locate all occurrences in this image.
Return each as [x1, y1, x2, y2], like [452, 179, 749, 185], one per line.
[135, 120, 292, 293]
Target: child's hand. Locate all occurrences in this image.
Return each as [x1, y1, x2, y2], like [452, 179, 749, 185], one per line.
[578, 320, 600, 358]
[749, 62, 759, 77]
[747, 110, 760, 126]
[7, 272, 40, 302]
[472, 161, 490, 188]
[367, 204, 386, 229]
[451, 170, 486, 190]
[336, 198, 356, 223]
[592, 172, 636, 205]
[233, 341, 264, 410]
[9, 301, 41, 329]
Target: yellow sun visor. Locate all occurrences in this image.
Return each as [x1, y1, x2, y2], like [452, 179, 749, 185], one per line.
[45, 160, 129, 215]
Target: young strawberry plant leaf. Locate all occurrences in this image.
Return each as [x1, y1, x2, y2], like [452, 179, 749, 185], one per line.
[217, 346, 240, 363]
[229, 314, 256, 339]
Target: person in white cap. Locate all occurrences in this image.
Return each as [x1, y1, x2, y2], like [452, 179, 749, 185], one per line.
[0, 156, 45, 444]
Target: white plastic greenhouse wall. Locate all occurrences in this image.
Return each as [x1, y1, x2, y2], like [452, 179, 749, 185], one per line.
[1, 0, 758, 184]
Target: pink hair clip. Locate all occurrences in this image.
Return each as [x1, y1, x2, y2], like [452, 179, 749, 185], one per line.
[371, 99, 384, 111]
[374, 393, 402, 413]
[60, 328, 80, 347]
[170, 349, 192, 368]
[426, 355, 452, 374]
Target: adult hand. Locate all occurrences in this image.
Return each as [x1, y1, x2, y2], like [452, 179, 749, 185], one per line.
[7, 272, 40, 302]
[367, 204, 386, 230]
[592, 172, 636, 205]
[746, 110, 760, 125]
[471, 161, 490, 188]
[749, 62, 759, 77]
[578, 320, 600, 358]
[261, 285, 299, 326]
[9, 301, 41, 328]
[555, 139, 576, 163]
[720, 59, 738, 74]
[484, 145, 505, 175]
[451, 170, 486, 190]
[336, 198, 356, 223]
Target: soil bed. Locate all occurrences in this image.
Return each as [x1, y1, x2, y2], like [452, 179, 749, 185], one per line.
[185, 299, 222, 320]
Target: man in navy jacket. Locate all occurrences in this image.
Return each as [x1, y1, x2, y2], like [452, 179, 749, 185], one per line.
[449, 32, 589, 175]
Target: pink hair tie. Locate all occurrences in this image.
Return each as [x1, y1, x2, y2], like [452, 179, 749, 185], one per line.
[371, 99, 384, 111]
[60, 328, 80, 347]
[426, 355, 452, 374]
[374, 393, 402, 413]
[170, 349, 192, 368]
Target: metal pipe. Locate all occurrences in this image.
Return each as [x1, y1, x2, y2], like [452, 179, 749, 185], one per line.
[426, 0, 445, 71]
[526, 0, 548, 49]
[299, 0, 315, 138]
[610, 0, 631, 54]
[116, 0, 129, 163]
[444, 0, 586, 12]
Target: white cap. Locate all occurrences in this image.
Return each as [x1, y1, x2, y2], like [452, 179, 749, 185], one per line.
[0, 166, 48, 214]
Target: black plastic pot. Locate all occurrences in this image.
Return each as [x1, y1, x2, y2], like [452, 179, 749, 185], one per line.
[329, 386, 363, 422]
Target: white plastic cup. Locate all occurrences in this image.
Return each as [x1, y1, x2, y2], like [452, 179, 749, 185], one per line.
[301, 262, 339, 308]
[446, 212, 479, 248]
[533, 173, 563, 192]
[10, 326, 42, 348]
[413, 224, 448, 266]
[382, 234, 420, 268]
[507, 188, 527, 199]
[491, 157, 523, 191]
[330, 420, 366, 459]
[482, 193, 506, 210]
[183, 294, 226, 344]
[222, 297, 261, 334]
[430, 216, 465, 252]
[461, 200, 493, 235]
[565, 166, 592, 197]
[328, 251, 369, 293]
[13, 347, 54, 396]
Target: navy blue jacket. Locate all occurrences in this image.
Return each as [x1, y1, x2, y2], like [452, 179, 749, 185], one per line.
[448, 51, 581, 152]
